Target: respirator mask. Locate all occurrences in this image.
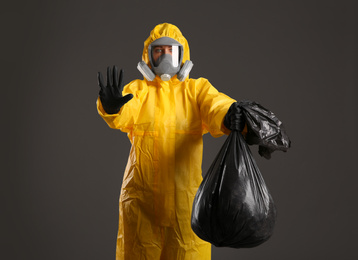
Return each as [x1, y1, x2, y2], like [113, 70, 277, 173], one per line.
[137, 37, 193, 82]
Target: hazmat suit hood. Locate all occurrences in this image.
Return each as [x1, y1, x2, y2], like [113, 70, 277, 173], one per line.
[141, 23, 191, 80]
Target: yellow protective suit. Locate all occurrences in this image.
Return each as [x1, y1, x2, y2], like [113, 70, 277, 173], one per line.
[97, 23, 236, 260]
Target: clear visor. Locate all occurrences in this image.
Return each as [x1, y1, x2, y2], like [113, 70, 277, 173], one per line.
[151, 45, 180, 67]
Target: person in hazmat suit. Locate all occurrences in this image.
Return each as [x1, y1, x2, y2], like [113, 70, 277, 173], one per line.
[96, 23, 245, 260]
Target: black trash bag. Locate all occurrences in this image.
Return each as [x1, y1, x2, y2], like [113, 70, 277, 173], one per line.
[191, 129, 277, 248]
[239, 100, 291, 159]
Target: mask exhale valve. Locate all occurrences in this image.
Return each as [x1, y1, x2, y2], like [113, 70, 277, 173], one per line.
[161, 74, 171, 81]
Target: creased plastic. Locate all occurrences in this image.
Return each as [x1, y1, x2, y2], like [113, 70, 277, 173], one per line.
[191, 128, 277, 248]
[239, 100, 291, 159]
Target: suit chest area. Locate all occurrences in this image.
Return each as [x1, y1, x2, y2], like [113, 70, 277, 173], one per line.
[134, 85, 202, 132]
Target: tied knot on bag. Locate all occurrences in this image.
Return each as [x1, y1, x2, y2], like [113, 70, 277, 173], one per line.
[225, 103, 245, 132]
[230, 113, 242, 131]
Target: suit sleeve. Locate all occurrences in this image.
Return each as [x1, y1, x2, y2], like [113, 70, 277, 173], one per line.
[196, 78, 236, 137]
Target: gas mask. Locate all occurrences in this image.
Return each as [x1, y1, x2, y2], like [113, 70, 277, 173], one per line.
[137, 37, 193, 81]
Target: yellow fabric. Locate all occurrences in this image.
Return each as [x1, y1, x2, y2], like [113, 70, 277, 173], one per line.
[97, 23, 236, 260]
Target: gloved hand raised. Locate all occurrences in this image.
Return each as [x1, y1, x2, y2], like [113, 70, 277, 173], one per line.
[98, 66, 133, 114]
[224, 102, 246, 132]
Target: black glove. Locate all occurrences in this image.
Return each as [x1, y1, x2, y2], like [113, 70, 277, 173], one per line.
[224, 102, 246, 132]
[98, 66, 133, 114]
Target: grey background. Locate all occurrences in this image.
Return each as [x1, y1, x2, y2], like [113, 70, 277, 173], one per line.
[2, 0, 357, 259]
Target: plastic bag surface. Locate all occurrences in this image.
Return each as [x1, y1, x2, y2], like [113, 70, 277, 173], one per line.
[191, 130, 276, 248]
[240, 100, 291, 159]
